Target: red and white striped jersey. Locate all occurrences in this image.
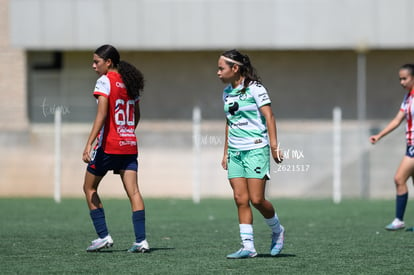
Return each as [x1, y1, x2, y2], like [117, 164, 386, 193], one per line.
[93, 71, 139, 154]
[400, 90, 414, 146]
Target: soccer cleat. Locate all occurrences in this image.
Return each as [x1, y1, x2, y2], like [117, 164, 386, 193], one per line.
[128, 240, 150, 253]
[226, 248, 257, 259]
[86, 235, 114, 252]
[270, 225, 284, 256]
[385, 218, 405, 231]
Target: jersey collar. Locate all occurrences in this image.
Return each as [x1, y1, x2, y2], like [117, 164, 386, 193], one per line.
[226, 83, 244, 93]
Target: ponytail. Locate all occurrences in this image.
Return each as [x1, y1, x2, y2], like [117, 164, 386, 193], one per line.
[118, 61, 144, 99]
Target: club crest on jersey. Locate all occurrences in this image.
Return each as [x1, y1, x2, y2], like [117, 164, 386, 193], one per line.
[239, 93, 247, 100]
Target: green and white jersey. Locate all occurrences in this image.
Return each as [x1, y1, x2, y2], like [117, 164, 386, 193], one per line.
[223, 81, 271, 151]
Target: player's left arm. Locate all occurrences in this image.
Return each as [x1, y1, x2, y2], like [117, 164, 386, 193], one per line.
[260, 104, 283, 163]
[82, 95, 109, 163]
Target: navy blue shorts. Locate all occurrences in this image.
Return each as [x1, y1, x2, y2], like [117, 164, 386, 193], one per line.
[406, 145, 414, 158]
[87, 147, 138, 176]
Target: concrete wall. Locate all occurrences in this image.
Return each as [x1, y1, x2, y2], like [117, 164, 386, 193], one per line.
[0, 0, 27, 130]
[0, 120, 407, 199]
[9, 0, 414, 50]
[27, 49, 414, 123]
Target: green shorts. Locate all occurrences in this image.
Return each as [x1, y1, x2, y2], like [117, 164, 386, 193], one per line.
[227, 146, 270, 179]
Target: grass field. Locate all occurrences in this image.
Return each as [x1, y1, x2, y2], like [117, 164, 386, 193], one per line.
[1, 198, 413, 274]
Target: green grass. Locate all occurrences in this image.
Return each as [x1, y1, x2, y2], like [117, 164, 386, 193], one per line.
[0, 198, 413, 274]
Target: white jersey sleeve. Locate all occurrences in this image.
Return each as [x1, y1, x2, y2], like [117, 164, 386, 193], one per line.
[250, 83, 271, 108]
[93, 75, 111, 98]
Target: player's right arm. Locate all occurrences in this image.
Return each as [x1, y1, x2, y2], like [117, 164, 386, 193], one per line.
[83, 95, 109, 163]
[221, 121, 229, 170]
[370, 110, 405, 144]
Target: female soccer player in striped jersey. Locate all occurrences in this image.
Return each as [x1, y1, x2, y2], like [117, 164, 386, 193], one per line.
[82, 45, 149, 252]
[370, 64, 414, 231]
[217, 49, 285, 259]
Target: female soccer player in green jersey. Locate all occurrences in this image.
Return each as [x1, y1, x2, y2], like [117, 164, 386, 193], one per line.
[217, 49, 285, 259]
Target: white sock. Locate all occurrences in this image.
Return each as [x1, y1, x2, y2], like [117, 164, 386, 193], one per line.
[265, 214, 282, 234]
[239, 224, 255, 251]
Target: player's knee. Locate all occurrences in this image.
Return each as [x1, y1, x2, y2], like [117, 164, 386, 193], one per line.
[250, 197, 265, 208]
[393, 175, 406, 186]
[83, 185, 96, 195]
[233, 193, 249, 206]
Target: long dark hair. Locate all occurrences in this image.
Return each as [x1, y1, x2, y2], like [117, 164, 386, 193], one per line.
[94, 44, 144, 99]
[221, 49, 261, 93]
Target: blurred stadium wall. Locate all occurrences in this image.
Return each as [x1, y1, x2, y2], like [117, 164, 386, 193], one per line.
[1, 0, 414, 199]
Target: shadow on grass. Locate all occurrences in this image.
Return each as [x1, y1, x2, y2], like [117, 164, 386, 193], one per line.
[256, 253, 296, 258]
[90, 247, 176, 253]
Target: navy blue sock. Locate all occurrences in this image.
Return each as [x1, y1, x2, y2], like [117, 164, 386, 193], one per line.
[132, 210, 146, 243]
[90, 208, 108, 238]
[396, 193, 408, 221]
